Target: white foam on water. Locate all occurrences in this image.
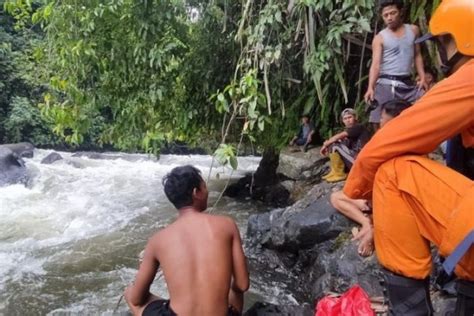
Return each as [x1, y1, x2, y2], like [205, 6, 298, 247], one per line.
[0, 149, 262, 314]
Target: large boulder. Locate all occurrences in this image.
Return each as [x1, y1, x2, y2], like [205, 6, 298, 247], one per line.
[0, 147, 28, 187]
[1, 142, 35, 158]
[277, 147, 328, 181]
[245, 182, 384, 303]
[247, 184, 352, 252]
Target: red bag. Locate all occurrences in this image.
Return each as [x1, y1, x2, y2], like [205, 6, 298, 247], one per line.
[315, 285, 375, 316]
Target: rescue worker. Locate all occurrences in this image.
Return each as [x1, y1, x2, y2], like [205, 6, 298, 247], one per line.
[343, 0, 474, 314]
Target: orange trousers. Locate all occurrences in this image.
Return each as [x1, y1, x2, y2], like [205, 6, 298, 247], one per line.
[373, 155, 474, 280]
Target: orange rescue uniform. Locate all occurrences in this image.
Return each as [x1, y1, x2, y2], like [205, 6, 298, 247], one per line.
[343, 59, 474, 280]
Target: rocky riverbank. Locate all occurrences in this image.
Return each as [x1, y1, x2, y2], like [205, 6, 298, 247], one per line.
[242, 147, 456, 315]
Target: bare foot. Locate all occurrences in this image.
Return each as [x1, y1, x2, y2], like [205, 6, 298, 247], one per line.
[352, 225, 374, 257]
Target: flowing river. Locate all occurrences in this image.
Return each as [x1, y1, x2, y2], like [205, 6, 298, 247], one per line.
[0, 150, 294, 315]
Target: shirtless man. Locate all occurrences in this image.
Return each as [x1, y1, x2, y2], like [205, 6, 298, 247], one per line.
[125, 165, 249, 316]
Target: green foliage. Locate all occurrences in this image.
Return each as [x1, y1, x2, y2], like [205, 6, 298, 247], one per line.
[215, 143, 238, 170]
[0, 0, 57, 145]
[5, 0, 191, 152]
[4, 96, 60, 145]
[2, 0, 442, 154]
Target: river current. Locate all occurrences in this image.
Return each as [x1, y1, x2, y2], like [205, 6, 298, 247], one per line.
[0, 150, 294, 315]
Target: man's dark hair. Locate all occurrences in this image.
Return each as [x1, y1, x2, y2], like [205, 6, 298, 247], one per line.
[301, 114, 310, 120]
[162, 165, 204, 209]
[379, 0, 403, 11]
[381, 99, 411, 118]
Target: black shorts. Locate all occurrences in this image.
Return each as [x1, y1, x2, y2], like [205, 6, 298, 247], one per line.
[142, 300, 175, 316]
[142, 300, 241, 316]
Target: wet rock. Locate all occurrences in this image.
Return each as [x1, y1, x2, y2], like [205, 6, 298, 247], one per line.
[1, 142, 35, 158]
[41, 152, 63, 164]
[280, 180, 295, 193]
[0, 147, 28, 187]
[247, 184, 351, 252]
[307, 240, 382, 300]
[431, 292, 457, 315]
[245, 182, 384, 304]
[244, 302, 313, 316]
[225, 149, 291, 207]
[277, 147, 328, 181]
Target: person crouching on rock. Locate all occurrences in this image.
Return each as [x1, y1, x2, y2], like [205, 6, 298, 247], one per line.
[289, 114, 315, 152]
[125, 165, 249, 316]
[320, 108, 370, 183]
[330, 100, 411, 257]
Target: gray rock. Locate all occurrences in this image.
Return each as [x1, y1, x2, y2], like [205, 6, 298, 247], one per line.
[308, 240, 382, 300]
[247, 184, 351, 252]
[277, 147, 328, 180]
[244, 302, 313, 316]
[280, 180, 295, 193]
[1, 142, 35, 158]
[0, 147, 28, 187]
[432, 292, 456, 315]
[41, 152, 63, 164]
[245, 182, 383, 303]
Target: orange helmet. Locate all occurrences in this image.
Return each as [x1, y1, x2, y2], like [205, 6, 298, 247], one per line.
[416, 0, 474, 56]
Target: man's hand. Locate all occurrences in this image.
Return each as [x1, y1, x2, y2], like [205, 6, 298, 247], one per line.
[320, 145, 328, 156]
[416, 75, 428, 91]
[364, 88, 375, 103]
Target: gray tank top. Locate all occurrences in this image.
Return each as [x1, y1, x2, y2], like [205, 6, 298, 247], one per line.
[379, 24, 415, 76]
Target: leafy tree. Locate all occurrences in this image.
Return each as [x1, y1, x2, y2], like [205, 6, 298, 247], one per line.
[0, 0, 58, 145]
[3, 0, 442, 158]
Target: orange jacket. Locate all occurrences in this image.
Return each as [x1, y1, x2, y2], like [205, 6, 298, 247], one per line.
[344, 59, 474, 200]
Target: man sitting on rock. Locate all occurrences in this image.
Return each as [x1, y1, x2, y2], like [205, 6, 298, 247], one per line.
[289, 114, 315, 152]
[330, 100, 411, 257]
[320, 108, 370, 183]
[125, 165, 249, 316]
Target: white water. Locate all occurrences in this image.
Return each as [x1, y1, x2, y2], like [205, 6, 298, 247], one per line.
[0, 150, 280, 315]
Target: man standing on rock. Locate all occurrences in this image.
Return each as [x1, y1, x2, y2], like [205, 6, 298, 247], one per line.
[365, 0, 426, 130]
[125, 165, 249, 316]
[343, 0, 474, 314]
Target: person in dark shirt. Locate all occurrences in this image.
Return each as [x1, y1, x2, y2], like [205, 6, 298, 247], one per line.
[330, 100, 411, 257]
[320, 108, 370, 182]
[289, 115, 315, 152]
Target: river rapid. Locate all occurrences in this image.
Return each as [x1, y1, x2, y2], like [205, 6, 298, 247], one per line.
[0, 150, 293, 315]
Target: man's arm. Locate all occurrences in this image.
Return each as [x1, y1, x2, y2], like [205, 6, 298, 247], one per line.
[412, 25, 427, 90]
[228, 220, 249, 312]
[364, 34, 383, 102]
[126, 238, 160, 306]
[230, 221, 249, 292]
[320, 131, 349, 155]
[305, 124, 316, 145]
[343, 66, 474, 200]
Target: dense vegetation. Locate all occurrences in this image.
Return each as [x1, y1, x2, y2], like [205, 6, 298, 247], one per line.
[1, 0, 440, 158]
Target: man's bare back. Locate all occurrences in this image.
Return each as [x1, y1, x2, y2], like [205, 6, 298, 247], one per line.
[154, 212, 246, 314]
[125, 165, 249, 316]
